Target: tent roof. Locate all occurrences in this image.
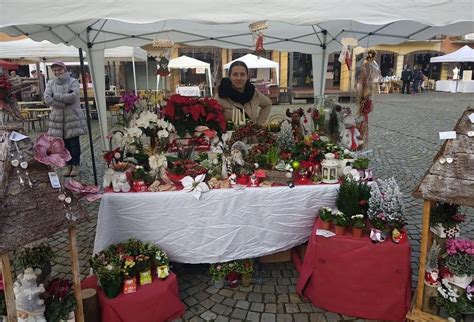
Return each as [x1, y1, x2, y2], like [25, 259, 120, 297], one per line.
[224, 54, 278, 70]
[430, 45, 474, 63]
[1, 0, 472, 27]
[0, 38, 148, 61]
[413, 107, 474, 207]
[168, 55, 210, 69]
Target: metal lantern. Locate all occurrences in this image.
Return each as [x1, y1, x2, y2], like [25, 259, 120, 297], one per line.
[321, 159, 339, 183]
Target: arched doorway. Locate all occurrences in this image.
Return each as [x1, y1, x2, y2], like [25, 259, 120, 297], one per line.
[405, 50, 444, 80]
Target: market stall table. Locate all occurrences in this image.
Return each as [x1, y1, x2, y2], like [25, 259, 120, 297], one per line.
[295, 218, 412, 321]
[94, 184, 340, 263]
[435, 80, 474, 93]
[176, 86, 201, 97]
[81, 273, 185, 322]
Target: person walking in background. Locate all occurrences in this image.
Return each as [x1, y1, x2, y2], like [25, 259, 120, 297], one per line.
[412, 65, 424, 95]
[401, 65, 412, 94]
[43, 61, 87, 177]
[215, 61, 272, 126]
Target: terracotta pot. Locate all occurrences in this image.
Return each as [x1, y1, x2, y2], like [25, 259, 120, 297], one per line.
[334, 225, 346, 236]
[320, 220, 331, 230]
[241, 273, 253, 287]
[352, 227, 364, 238]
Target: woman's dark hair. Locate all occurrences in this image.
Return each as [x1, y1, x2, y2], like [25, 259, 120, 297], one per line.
[228, 61, 249, 76]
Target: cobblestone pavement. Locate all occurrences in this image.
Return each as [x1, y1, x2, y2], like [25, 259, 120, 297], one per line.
[16, 92, 474, 321]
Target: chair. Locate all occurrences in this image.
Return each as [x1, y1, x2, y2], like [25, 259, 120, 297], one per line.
[20, 110, 42, 132]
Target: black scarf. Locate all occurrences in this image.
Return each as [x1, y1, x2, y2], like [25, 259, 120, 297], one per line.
[218, 77, 255, 105]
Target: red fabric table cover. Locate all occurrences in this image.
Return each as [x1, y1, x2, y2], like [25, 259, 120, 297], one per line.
[296, 218, 412, 321]
[81, 273, 185, 322]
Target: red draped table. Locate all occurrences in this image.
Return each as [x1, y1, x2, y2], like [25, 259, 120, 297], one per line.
[295, 218, 412, 321]
[81, 273, 185, 322]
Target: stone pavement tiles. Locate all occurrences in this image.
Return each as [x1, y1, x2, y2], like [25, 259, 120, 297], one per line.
[15, 92, 474, 321]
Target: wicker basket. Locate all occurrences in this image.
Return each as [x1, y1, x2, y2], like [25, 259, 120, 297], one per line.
[265, 170, 290, 185]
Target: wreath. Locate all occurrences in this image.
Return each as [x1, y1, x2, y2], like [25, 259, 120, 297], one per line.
[227, 122, 275, 148]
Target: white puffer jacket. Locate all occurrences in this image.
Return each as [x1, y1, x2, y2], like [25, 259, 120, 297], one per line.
[44, 72, 87, 139]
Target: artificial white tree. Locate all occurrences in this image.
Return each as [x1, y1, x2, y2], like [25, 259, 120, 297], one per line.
[13, 268, 46, 322]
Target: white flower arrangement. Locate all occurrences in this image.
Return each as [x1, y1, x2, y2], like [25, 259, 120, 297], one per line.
[149, 153, 168, 172]
[437, 278, 460, 303]
[181, 174, 210, 200]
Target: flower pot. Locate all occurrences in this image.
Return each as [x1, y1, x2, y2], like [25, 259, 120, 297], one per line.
[225, 271, 240, 288]
[211, 278, 224, 289]
[122, 276, 137, 294]
[132, 180, 148, 192]
[334, 225, 346, 236]
[430, 223, 460, 239]
[352, 227, 364, 238]
[156, 265, 170, 279]
[139, 269, 152, 285]
[100, 277, 122, 299]
[450, 274, 473, 288]
[320, 220, 331, 230]
[241, 273, 253, 287]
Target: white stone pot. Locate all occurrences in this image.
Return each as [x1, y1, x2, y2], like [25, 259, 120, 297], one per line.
[449, 274, 473, 289]
[430, 223, 460, 239]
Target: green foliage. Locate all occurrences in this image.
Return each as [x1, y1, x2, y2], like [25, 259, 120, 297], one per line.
[132, 166, 154, 184]
[333, 211, 349, 227]
[350, 214, 366, 228]
[267, 146, 280, 168]
[444, 252, 474, 276]
[319, 207, 333, 222]
[336, 180, 371, 218]
[15, 243, 55, 271]
[352, 157, 370, 170]
[44, 279, 76, 322]
[239, 259, 254, 274]
[430, 202, 465, 228]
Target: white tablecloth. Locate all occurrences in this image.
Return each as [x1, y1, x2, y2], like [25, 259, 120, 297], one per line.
[94, 184, 340, 263]
[435, 80, 474, 93]
[176, 86, 201, 97]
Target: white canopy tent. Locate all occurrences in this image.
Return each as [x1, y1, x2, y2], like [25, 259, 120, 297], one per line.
[223, 54, 279, 86]
[0, 38, 148, 92]
[430, 45, 474, 63]
[157, 55, 213, 96]
[1, 0, 472, 149]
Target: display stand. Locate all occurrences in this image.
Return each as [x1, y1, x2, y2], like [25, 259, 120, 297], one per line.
[0, 129, 89, 322]
[406, 107, 473, 321]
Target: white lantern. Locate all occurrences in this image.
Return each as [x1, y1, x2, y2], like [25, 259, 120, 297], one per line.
[321, 159, 339, 183]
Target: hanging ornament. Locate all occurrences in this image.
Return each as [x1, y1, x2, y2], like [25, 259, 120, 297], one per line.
[156, 55, 170, 77]
[249, 21, 268, 57]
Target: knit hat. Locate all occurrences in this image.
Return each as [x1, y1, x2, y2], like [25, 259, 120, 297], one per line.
[51, 61, 67, 70]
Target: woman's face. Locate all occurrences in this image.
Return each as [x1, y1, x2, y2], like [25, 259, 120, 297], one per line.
[229, 65, 248, 92]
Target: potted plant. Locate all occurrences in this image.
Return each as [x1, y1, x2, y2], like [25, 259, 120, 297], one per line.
[352, 157, 371, 180]
[209, 263, 227, 289]
[239, 259, 254, 287]
[135, 254, 152, 286]
[319, 207, 333, 230]
[436, 278, 470, 320]
[224, 261, 241, 289]
[430, 203, 465, 239]
[443, 239, 474, 288]
[44, 278, 77, 322]
[15, 243, 55, 283]
[154, 248, 170, 279]
[333, 211, 349, 236]
[89, 250, 123, 299]
[336, 178, 371, 218]
[122, 256, 137, 294]
[131, 165, 154, 192]
[351, 214, 366, 238]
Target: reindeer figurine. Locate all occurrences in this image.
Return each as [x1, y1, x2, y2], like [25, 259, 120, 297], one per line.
[286, 108, 305, 142]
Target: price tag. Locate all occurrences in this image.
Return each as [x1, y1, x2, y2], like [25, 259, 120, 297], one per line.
[439, 131, 457, 140]
[316, 229, 336, 238]
[469, 113, 474, 123]
[9, 131, 29, 142]
[48, 172, 61, 189]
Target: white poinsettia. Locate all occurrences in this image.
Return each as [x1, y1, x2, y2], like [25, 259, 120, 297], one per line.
[149, 153, 168, 171]
[180, 174, 210, 200]
[156, 118, 169, 129]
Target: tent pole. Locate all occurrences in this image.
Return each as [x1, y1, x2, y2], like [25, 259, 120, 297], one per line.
[289, 52, 294, 104]
[146, 59, 149, 90]
[132, 55, 137, 94]
[319, 31, 327, 107]
[79, 48, 98, 186]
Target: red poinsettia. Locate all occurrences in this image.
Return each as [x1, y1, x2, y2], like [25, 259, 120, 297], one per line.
[163, 95, 226, 138]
